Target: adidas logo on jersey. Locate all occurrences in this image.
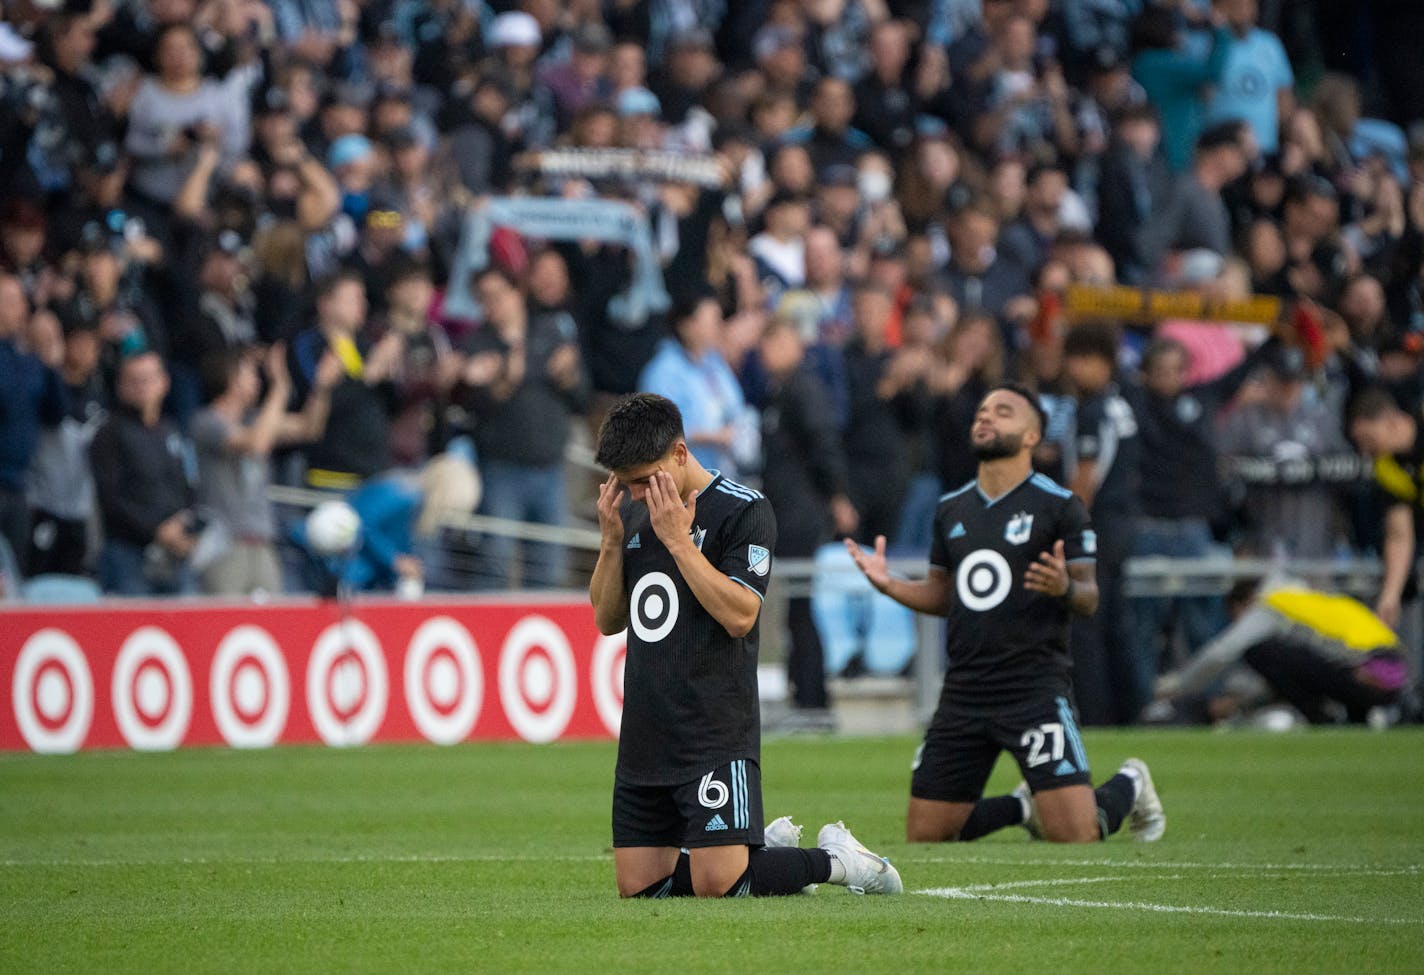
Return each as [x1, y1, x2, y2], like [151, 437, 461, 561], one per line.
[948, 522, 966, 539]
[1053, 759, 1077, 777]
[705, 814, 728, 832]
[626, 533, 641, 549]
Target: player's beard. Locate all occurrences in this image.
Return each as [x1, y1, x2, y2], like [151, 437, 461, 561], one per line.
[972, 430, 1023, 460]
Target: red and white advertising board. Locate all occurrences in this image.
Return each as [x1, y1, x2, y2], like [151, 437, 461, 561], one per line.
[0, 597, 626, 753]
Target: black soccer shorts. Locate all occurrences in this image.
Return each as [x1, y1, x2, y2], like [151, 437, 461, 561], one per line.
[612, 758, 765, 849]
[911, 693, 1094, 803]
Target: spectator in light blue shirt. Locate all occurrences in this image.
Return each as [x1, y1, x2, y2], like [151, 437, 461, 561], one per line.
[1202, 0, 1294, 156]
[638, 290, 759, 480]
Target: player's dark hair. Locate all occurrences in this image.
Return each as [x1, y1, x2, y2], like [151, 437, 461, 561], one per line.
[595, 393, 687, 470]
[985, 381, 1048, 434]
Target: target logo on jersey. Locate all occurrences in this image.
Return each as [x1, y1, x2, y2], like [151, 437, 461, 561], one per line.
[629, 571, 680, 643]
[956, 549, 1014, 612]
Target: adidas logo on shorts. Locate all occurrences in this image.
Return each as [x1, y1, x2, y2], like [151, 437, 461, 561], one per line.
[705, 814, 728, 831]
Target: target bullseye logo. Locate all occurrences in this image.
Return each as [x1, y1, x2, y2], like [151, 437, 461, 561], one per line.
[404, 617, 483, 745]
[590, 633, 627, 737]
[13, 629, 94, 753]
[210, 625, 290, 748]
[498, 616, 575, 743]
[956, 549, 1013, 612]
[307, 619, 388, 746]
[629, 571, 679, 643]
[112, 627, 193, 750]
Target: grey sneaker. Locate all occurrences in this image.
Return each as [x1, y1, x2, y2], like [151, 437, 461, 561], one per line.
[816, 821, 903, 895]
[1123, 757, 1165, 842]
[1012, 781, 1043, 840]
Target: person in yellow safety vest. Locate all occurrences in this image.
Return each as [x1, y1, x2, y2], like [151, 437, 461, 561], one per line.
[1152, 575, 1412, 725]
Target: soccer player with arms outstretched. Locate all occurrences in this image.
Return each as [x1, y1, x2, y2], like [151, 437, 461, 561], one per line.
[591, 393, 902, 896]
[847, 383, 1165, 844]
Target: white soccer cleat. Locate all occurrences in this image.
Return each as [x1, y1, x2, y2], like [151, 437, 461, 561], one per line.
[1011, 781, 1043, 841]
[763, 815, 804, 848]
[817, 821, 903, 895]
[1123, 757, 1166, 842]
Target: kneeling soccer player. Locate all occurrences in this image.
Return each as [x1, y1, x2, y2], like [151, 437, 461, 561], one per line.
[591, 393, 901, 896]
[846, 383, 1165, 844]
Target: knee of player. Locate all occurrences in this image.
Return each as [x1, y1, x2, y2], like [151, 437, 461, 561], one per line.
[1041, 821, 1100, 844]
[689, 861, 746, 897]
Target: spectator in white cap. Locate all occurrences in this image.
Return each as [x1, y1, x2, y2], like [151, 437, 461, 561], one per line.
[485, 11, 556, 148]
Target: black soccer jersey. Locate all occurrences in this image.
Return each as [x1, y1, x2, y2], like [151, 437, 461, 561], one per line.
[616, 472, 777, 786]
[929, 472, 1096, 710]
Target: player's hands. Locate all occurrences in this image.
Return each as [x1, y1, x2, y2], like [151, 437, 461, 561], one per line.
[1024, 540, 1070, 597]
[647, 471, 695, 547]
[845, 535, 891, 593]
[596, 472, 625, 549]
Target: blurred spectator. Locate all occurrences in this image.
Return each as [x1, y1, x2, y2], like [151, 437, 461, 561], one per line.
[1347, 386, 1422, 629]
[1129, 2, 1230, 171]
[783, 76, 876, 175]
[459, 264, 588, 589]
[1138, 122, 1249, 278]
[758, 314, 858, 727]
[853, 19, 918, 160]
[191, 344, 338, 596]
[288, 270, 399, 490]
[25, 313, 108, 578]
[376, 260, 457, 468]
[1218, 345, 1358, 560]
[935, 197, 1033, 345]
[124, 25, 249, 218]
[89, 350, 197, 595]
[1128, 334, 1275, 704]
[639, 288, 757, 480]
[1095, 102, 1170, 284]
[969, 11, 1079, 159]
[842, 280, 922, 544]
[750, 190, 812, 300]
[1202, 0, 1294, 158]
[0, 271, 66, 573]
[1063, 323, 1141, 725]
[540, 21, 613, 132]
[1152, 576, 1411, 726]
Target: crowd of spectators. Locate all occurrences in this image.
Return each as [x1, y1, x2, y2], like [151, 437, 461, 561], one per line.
[2, 0, 1424, 724]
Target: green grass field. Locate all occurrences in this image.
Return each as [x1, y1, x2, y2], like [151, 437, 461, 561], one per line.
[2, 729, 1422, 974]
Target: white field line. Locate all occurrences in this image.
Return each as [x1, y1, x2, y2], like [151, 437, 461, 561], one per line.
[0, 853, 611, 868]
[917, 884, 1424, 925]
[897, 855, 1424, 875]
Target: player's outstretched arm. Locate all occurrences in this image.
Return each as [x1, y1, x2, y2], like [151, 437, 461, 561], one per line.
[845, 535, 952, 616]
[590, 473, 630, 635]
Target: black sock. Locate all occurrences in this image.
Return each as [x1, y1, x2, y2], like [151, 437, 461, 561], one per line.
[957, 794, 1026, 841]
[723, 847, 833, 896]
[1095, 772, 1136, 839]
[631, 851, 695, 898]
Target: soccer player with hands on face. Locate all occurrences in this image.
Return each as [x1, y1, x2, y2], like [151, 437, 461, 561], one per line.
[590, 393, 902, 898]
[847, 382, 1166, 844]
